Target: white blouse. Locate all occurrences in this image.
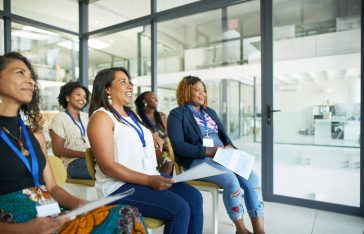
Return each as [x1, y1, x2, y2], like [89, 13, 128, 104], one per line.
[48, 111, 90, 168]
[93, 108, 159, 198]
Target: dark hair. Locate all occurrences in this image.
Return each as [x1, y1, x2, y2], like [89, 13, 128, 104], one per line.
[89, 67, 140, 121]
[176, 75, 207, 107]
[0, 52, 43, 132]
[135, 91, 165, 132]
[57, 81, 90, 109]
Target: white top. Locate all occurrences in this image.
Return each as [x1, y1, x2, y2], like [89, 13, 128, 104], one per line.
[93, 108, 159, 198]
[48, 111, 90, 167]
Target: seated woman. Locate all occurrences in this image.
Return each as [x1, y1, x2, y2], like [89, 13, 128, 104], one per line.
[135, 91, 173, 175]
[0, 52, 147, 234]
[87, 67, 203, 234]
[49, 81, 92, 179]
[167, 75, 265, 234]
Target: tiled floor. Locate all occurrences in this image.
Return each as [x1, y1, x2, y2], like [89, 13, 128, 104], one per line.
[150, 191, 364, 234]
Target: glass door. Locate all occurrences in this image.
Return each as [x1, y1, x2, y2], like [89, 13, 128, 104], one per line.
[271, 0, 361, 207]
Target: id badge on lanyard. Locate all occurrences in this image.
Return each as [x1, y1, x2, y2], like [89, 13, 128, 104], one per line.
[203, 130, 214, 147]
[34, 187, 61, 217]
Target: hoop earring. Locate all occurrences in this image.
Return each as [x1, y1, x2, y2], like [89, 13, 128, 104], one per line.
[0, 95, 2, 104]
[108, 95, 112, 105]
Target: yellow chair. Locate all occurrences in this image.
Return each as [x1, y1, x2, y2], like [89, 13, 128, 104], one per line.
[48, 155, 68, 186]
[166, 137, 221, 234]
[61, 150, 95, 187]
[86, 148, 165, 231]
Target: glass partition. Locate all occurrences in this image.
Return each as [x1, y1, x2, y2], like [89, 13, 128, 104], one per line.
[157, 0, 199, 12]
[88, 26, 151, 102]
[272, 0, 361, 206]
[12, 23, 79, 111]
[12, 0, 78, 32]
[89, 0, 150, 31]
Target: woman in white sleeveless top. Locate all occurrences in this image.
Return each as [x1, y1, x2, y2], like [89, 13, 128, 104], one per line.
[87, 67, 203, 234]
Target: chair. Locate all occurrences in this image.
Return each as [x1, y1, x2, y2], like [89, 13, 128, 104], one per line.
[64, 150, 95, 187]
[85, 148, 165, 231]
[166, 137, 221, 234]
[48, 155, 68, 186]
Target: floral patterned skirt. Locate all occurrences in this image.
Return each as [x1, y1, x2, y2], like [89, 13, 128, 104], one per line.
[0, 186, 147, 234]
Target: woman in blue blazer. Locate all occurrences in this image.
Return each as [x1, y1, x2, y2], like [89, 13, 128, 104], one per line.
[168, 76, 265, 234]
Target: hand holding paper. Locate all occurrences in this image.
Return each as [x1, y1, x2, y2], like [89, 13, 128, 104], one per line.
[173, 162, 226, 182]
[213, 148, 255, 179]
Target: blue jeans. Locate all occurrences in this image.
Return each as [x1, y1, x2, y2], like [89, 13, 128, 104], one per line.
[67, 158, 92, 179]
[110, 181, 203, 234]
[189, 157, 264, 220]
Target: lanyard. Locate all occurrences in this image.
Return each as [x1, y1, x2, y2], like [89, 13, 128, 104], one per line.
[0, 116, 40, 186]
[66, 110, 86, 141]
[114, 108, 146, 148]
[187, 104, 208, 133]
[144, 114, 160, 133]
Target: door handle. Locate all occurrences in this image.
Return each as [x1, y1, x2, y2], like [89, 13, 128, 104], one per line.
[267, 104, 281, 125]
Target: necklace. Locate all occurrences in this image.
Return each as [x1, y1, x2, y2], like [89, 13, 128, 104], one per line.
[2, 126, 30, 156]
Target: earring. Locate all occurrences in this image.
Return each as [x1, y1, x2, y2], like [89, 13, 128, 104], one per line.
[0, 95, 2, 104]
[108, 95, 112, 105]
[66, 98, 69, 102]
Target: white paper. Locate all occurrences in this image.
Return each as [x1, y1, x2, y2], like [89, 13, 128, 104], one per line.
[173, 162, 226, 182]
[213, 148, 255, 179]
[58, 188, 134, 219]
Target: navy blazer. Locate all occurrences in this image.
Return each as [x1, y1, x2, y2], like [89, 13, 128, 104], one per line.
[167, 104, 234, 169]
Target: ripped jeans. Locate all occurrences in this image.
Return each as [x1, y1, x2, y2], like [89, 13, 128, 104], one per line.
[189, 157, 264, 221]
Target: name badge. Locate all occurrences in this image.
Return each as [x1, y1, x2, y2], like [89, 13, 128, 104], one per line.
[203, 137, 214, 147]
[36, 198, 61, 217]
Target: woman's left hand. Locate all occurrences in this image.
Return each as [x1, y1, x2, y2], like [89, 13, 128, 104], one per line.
[152, 133, 164, 152]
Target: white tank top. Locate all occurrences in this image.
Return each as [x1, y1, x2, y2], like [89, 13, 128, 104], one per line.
[93, 108, 159, 198]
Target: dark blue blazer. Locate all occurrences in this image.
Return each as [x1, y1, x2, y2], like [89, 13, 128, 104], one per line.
[167, 104, 234, 169]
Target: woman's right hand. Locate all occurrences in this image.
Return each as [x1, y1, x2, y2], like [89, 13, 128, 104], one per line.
[147, 175, 175, 190]
[24, 216, 71, 234]
[205, 147, 218, 157]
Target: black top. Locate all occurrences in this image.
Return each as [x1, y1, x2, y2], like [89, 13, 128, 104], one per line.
[0, 115, 46, 195]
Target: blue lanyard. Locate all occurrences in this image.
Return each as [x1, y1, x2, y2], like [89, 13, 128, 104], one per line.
[114, 108, 146, 147]
[187, 104, 208, 132]
[66, 110, 86, 141]
[144, 114, 160, 133]
[0, 116, 40, 186]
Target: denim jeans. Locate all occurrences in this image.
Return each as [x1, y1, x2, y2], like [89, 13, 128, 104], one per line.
[110, 181, 203, 234]
[67, 158, 92, 179]
[189, 157, 264, 220]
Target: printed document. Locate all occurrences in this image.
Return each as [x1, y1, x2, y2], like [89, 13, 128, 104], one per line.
[173, 162, 226, 182]
[58, 188, 134, 219]
[213, 148, 255, 179]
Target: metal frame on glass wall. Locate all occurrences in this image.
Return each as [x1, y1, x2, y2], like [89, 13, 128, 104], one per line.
[1, 0, 362, 217]
[261, 0, 363, 217]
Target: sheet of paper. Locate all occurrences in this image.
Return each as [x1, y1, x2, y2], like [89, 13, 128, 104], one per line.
[58, 188, 134, 219]
[213, 148, 255, 179]
[173, 162, 226, 182]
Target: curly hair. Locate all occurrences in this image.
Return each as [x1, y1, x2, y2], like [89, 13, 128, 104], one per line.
[0, 52, 43, 132]
[134, 91, 165, 132]
[57, 81, 90, 109]
[176, 75, 207, 107]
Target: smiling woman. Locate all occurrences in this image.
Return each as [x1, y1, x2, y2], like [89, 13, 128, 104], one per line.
[48, 81, 93, 179]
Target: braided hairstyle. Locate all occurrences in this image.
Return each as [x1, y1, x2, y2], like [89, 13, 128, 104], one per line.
[135, 91, 165, 132]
